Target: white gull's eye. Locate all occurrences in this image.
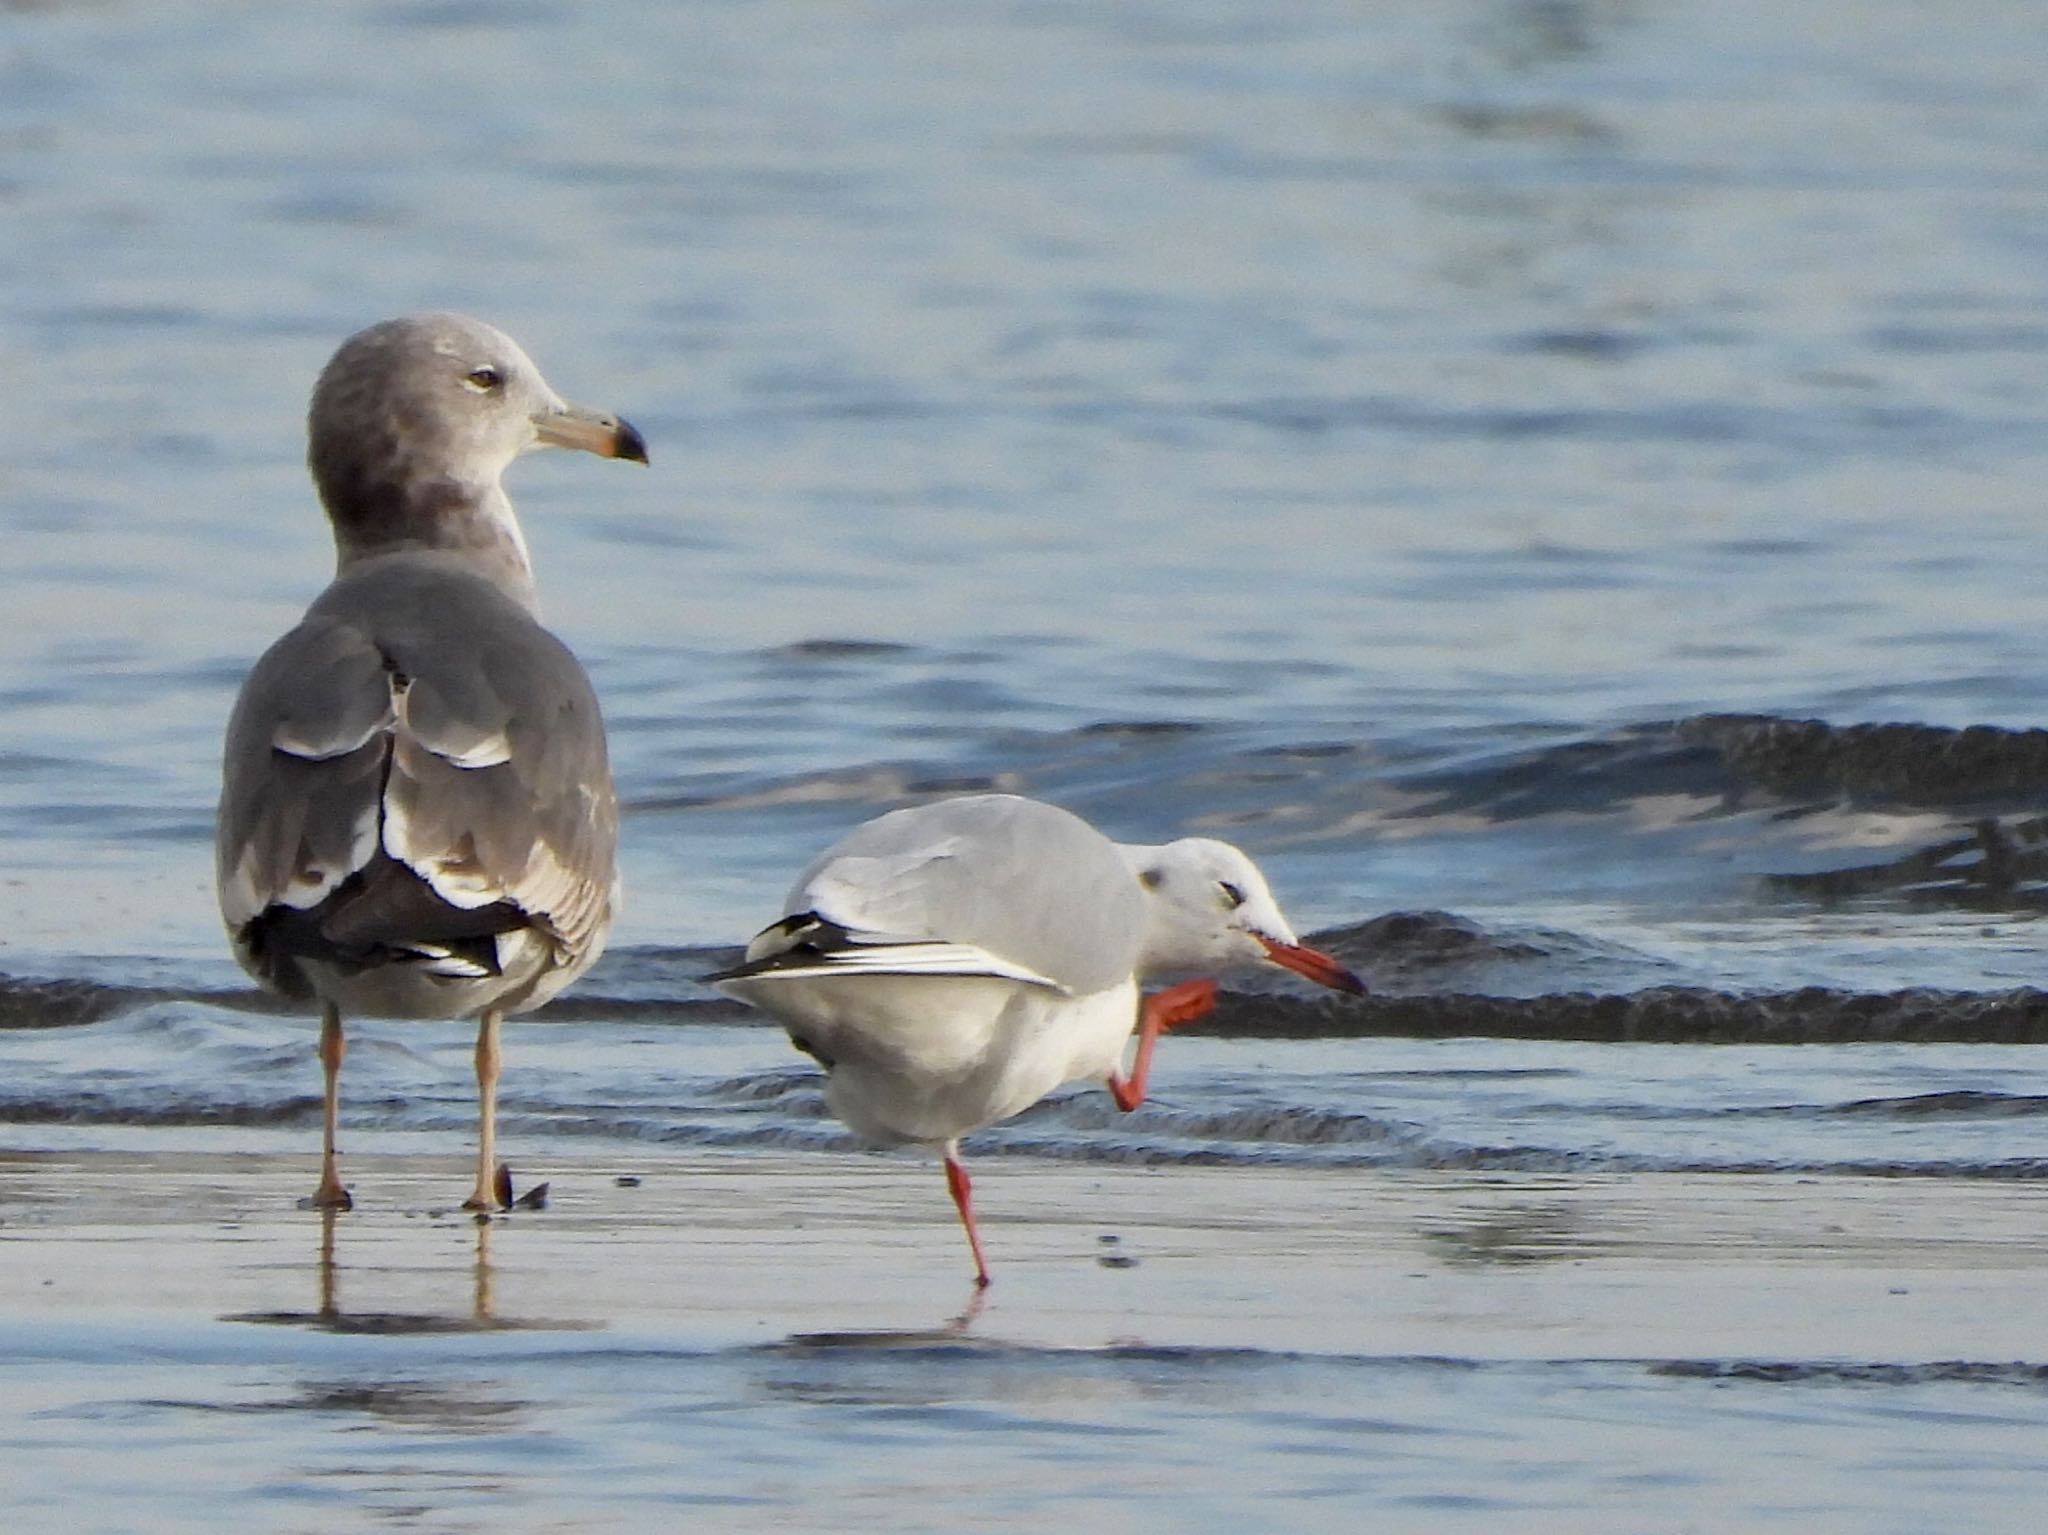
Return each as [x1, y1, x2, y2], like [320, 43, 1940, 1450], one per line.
[1219, 881, 1246, 909]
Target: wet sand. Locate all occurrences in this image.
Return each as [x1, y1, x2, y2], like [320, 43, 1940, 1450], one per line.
[2, 1149, 2041, 1357]
[3, 1151, 2046, 1532]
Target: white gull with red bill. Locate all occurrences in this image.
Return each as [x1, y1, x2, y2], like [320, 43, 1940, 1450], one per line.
[709, 792, 1364, 1286]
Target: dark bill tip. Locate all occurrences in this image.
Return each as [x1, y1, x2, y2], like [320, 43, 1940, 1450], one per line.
[1256, 934, 1367, 995]
[611, 416, 650, 465]
[534, 406, 650, 464]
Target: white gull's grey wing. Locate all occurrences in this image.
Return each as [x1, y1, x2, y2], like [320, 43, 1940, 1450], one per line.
[217, 551, 618, 1000]
[715, 794, 1147, 996]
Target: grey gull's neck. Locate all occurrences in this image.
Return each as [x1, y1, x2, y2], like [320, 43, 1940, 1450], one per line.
[322, 476, 539, 608]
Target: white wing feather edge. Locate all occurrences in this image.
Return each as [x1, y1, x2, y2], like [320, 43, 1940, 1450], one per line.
[734, 937, 1068, 992]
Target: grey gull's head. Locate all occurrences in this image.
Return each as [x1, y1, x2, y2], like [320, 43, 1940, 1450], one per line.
[306, 311, 647, 579]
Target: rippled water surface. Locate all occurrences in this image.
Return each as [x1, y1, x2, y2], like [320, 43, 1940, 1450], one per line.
[3, 0, 2047, 1529]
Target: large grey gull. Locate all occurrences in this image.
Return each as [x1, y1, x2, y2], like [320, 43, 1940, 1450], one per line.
[709, 792, 1364, 1285]
[217, 312, 646, 1212]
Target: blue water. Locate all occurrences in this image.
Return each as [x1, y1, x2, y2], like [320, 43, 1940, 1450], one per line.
[3, 0, 2048, 1529]
[7, 1324, 2046, 1535]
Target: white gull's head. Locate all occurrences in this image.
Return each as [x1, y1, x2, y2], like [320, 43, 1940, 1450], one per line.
[1122, 836, 1365, 993]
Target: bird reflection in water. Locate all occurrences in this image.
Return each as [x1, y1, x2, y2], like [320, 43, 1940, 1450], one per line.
[782, 1281, 989, 1350]
[209, 1211, 546, 1438]
[228, 1208, 583, 1336]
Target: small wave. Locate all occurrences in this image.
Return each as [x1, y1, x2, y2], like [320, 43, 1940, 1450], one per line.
[1408, 1149, 2048, 1179]
[969, 1124, 2048, 1176]
[643, 765, 1027, 815]
[1300, 910, 1658, 997]
[701, 1067, 827, 1103]
[531, 994, 748, 1024]
[0, 975, 177, 1030]
[759, 639, 918, 661]
[1826, 1090, 2048, 1119]
[1375, 712, 2048, 827]
[1511, 1091, 2048, 1124]
[1193, 985, 2048, 1045]
[1318, 909, 1549, 972]
[1074, 719, 1207, 739]
[15, 966, 2048, 1047]
[511, 1116, 854, 1153]
[0, 955, 765, 1030]
[1764, 817, 2048, 907]
[1023, 1094, 1408, 1149]
[0, 1093, 317, 1129]
[1679, 714, 2048, 808]
[1650, 1360, 2048, 1388]
[1380, 721, 1722, 824]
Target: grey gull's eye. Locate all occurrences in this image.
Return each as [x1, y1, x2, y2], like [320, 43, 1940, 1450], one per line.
[465, 366, 504, 392]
